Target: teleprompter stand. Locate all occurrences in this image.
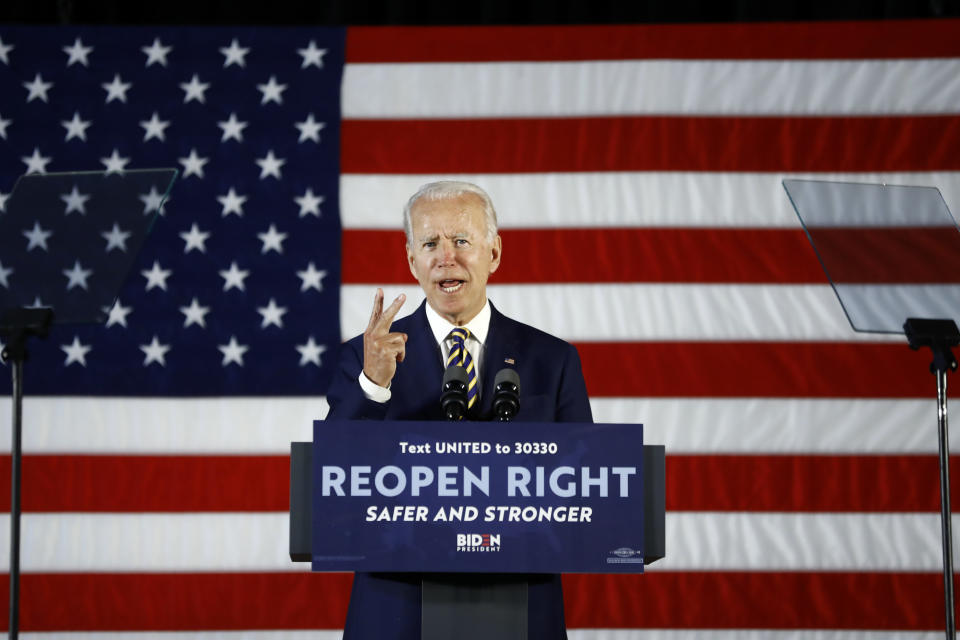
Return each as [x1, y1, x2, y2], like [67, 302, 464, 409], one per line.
[0, 168, 176, 639]
[905, 318, 960, 637]
[0, 308, 52, 640]
[783, 179, 960, 640]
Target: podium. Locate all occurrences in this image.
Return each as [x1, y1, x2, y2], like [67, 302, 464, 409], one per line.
[289, 420, 664, 639]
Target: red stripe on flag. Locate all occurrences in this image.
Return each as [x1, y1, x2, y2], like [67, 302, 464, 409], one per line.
[0, 455, 290, 512]
[576, 342, 931, 398]
[343, 228, 826, 284]
[2, 571, 955, 630]
[341, 116, 960, 174]
[668, 454, 946, 512]
[5, 572, 352, 631]
[343, 227, 960, 284]
[810, 226, 960, 284]
[563, 572, 956, 629]
[347, 21, 960, 62]
[0, 453, 952, 512]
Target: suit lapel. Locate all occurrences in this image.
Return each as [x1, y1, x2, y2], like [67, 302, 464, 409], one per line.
[478, 302, 518, 419]
[396, 302, 444, 417]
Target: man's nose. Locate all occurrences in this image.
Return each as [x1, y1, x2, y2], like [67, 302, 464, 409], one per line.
[438, 241, 456, 265]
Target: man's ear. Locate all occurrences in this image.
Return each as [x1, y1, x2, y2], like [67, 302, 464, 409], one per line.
[489, 234, 502, 274]
[406, 242, 418, 280]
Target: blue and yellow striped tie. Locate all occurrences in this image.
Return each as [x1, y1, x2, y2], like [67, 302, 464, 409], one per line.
[446, 328, 478, 412]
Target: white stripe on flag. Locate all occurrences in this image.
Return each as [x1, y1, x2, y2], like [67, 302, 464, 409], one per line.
[3, 397, 955, 454]
[6, 511, 956, 572]
[340, 284, 908, 342]
[340, 172, 960, 229]
[14, 633, 945, 640]
[343, 60, 960, 117]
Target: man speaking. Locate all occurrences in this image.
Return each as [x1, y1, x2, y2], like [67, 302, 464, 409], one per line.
[326, 181, 593, 639]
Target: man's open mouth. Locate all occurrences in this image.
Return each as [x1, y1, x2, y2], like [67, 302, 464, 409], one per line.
[438, 279, 464, 293]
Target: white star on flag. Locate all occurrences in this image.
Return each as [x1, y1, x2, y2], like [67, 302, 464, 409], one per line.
[23, 73, 53, 102]
[61, 336, 92, 367]
[297, 41, 327, 68]
[294, 188, 324, 217]
[141, 37, 172, 67]
[257, 224, 287, 254]
[217, 113, 248, 142]
[0, 191, 8, 212]
[180, 297, 211, 328]
[296, 336, 326, 367]
[0, 114, 11, 139]
[257, 298, 287, 328]
[179, 223, 211, 253]
[61, 111, 92, 142]
[62, 37, 93, 66]
[296, 262, 326, 292]
[256, 76, 287, 105]
[179, 74, 210, 103]
[0, 261, 13, 288]
[217, 188, 247, 217]
[139, 186, 166, 214]
[0, 37, 13, 64]
[218, 336, 248, 366]
[219, 38, 250, 67]
[101, 223, 132, 252]
[23, 221, 52, 251]
[140, 112, 171, 141]
[22, 147, 52, 174]
[142, 260, 172, 291]
[140, 336, 170, 366]
[101, 74, 132, 103]
[101, 149, 130, 174]
[103, 300, 132, 328]
[219, 261, 250, 292]
[179, 148, 209, 179]
[60, 185, 90, 215]
[294, 113, 325, 143]
[255, 150, 285, 180]
[62, 260, 93, 290]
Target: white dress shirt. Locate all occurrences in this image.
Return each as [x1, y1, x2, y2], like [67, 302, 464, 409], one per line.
[359, 300, 491, 403]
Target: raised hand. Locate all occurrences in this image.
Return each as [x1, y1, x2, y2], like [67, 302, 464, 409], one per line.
[362, 288, 407, 387]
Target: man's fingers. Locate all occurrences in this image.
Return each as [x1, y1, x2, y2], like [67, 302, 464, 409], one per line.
[374, 332, 407, 352]
[366, 288, 384, 331]
[375, 293, 406, 331]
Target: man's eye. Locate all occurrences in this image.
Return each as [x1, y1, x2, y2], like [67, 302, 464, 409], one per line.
[423, 241, 436, 249]
[455, 239, 469, 246]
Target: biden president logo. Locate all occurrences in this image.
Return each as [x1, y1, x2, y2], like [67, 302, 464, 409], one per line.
[456, 533, 502, 553]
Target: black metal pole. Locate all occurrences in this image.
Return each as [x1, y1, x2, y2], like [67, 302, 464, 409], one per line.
[937, 368, 955, 640]
[9, 359, 22, 640]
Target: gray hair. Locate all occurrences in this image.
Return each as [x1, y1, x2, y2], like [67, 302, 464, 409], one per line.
[403, 181, 498, 245]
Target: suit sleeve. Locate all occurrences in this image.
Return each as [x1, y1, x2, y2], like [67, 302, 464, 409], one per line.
[325, 339, 389, 420]
[556, 342, 593, 423]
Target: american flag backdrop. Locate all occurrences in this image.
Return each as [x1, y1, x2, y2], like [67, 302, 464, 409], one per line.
[0, 19, 960, 638]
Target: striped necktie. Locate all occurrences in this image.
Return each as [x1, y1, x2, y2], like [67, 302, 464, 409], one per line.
[446, 327, 478, 412]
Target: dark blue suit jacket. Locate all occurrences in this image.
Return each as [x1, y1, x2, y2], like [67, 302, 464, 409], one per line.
[326, 300, 593, 639]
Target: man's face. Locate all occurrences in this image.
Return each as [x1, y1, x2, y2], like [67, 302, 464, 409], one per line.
[406, 193, 502, 326]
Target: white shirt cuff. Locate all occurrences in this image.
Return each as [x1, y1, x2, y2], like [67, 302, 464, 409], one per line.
[359, 371, 392, 403]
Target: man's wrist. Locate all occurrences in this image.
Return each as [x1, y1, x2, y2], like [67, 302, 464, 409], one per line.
[358, 371, 391, 403]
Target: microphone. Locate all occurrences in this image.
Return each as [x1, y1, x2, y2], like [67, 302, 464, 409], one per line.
[441, 365, 469, 421]
[493, 368, 521, 422]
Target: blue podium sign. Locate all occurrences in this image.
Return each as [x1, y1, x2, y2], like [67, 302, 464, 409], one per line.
[312, 420, 644, 573]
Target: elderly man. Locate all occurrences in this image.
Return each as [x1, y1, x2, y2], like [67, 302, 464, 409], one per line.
[326, 181, 592, 639]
